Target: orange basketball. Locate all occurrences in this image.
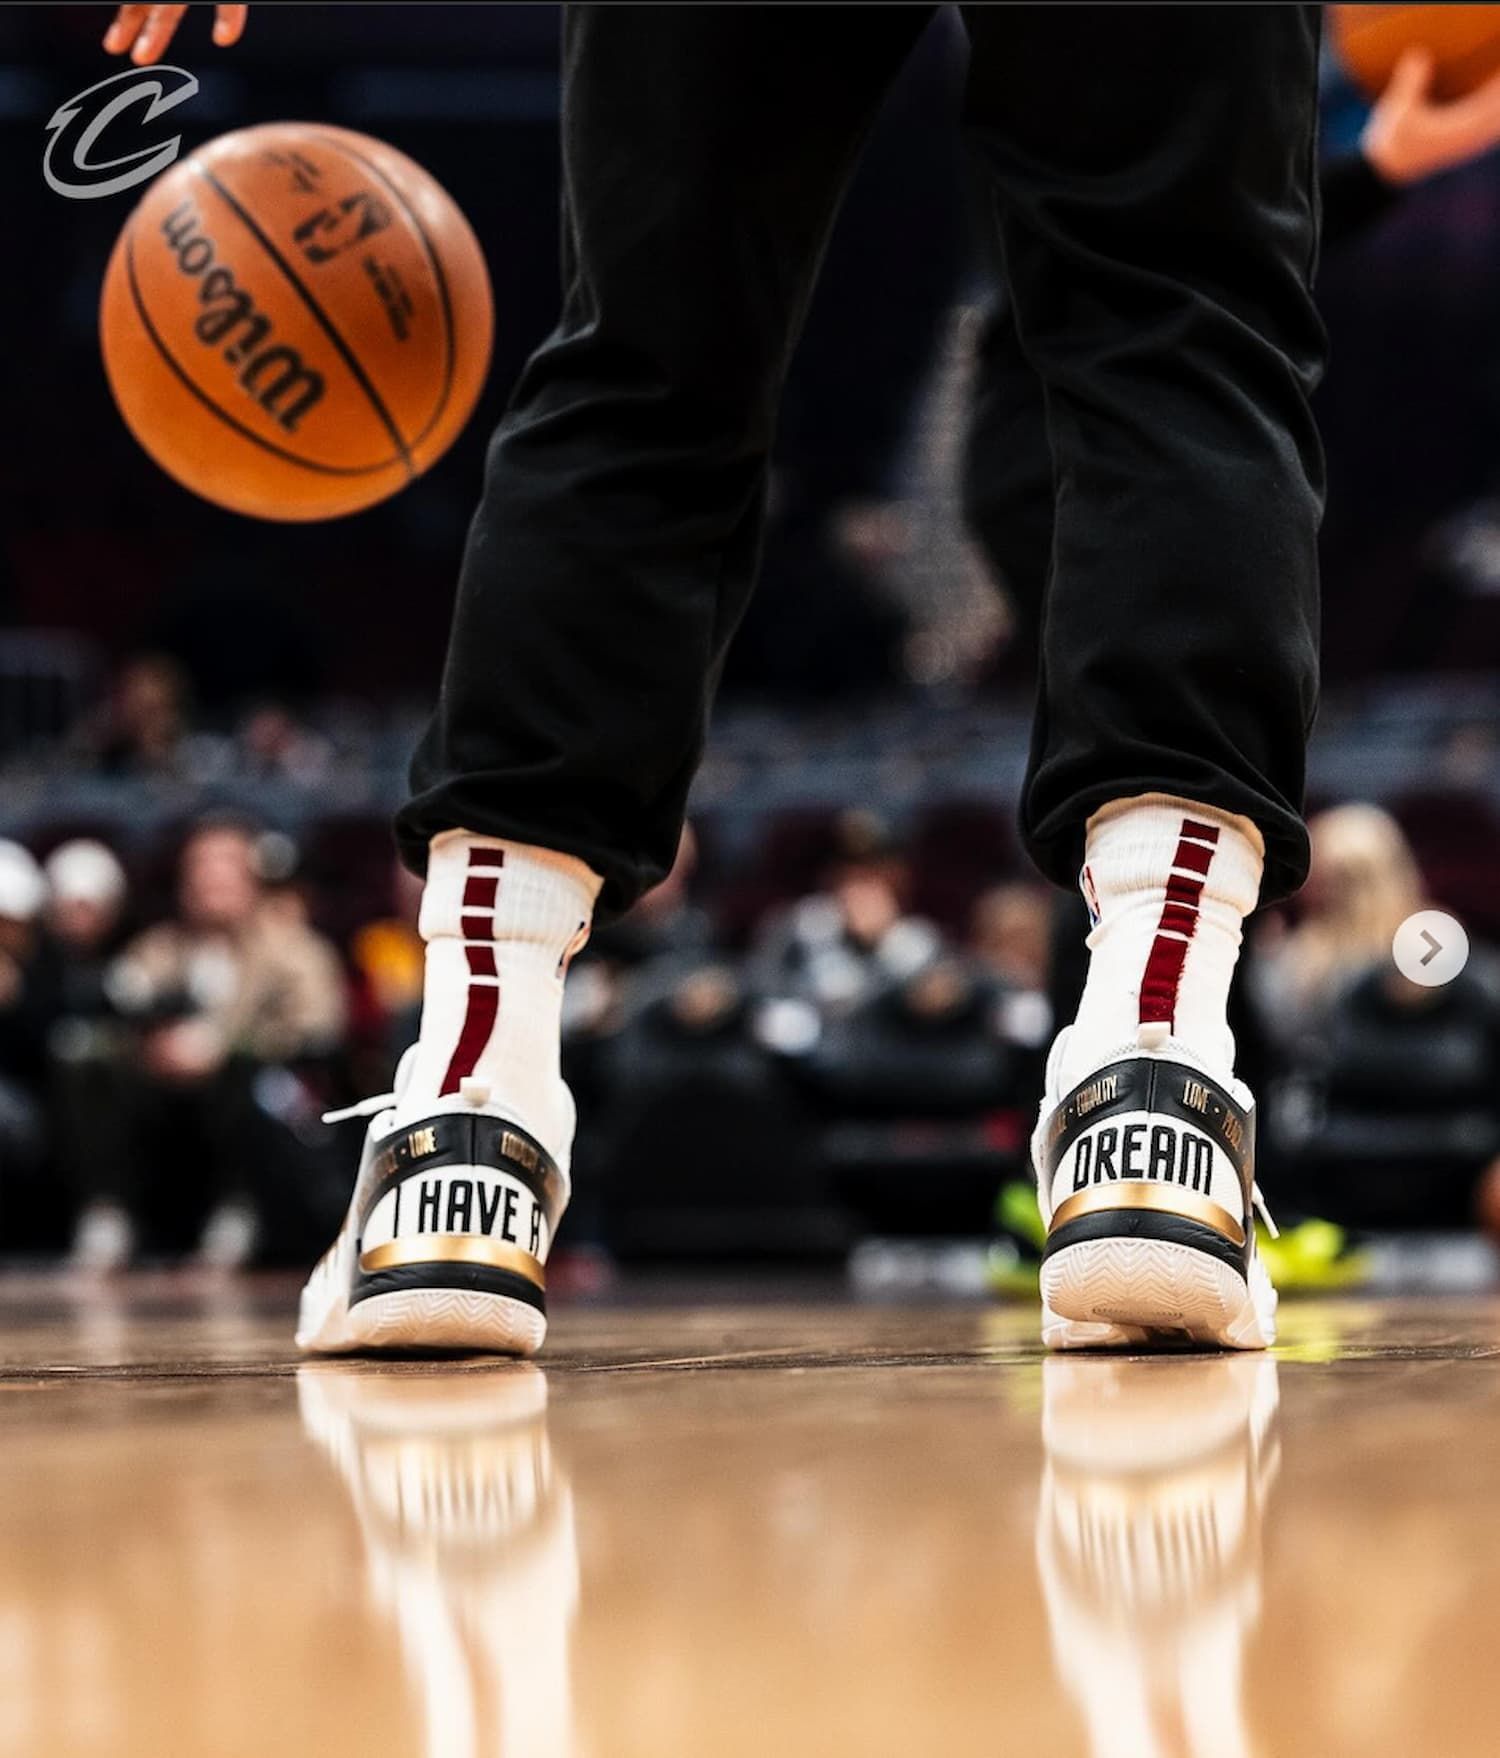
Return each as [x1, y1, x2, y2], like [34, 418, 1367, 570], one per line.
[100, 123, 493, 522]
[1331, 4, 1500, 102]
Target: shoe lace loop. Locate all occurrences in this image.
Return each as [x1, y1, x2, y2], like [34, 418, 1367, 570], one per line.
[1252, 1182, 1279, 1240]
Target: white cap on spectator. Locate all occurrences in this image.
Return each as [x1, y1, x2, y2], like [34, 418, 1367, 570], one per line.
[0, 841, 46, 922]
[44, 839, 126, 911]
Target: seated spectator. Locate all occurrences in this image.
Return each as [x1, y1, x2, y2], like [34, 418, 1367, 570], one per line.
[969, 881, 1050, 993]
[806, 953, 1017, 1117]
[802, 952, 1027, 1233]
[236, 700, 333, 786]
[82, 654, 190, 778]
[66, 819, 347, 1272]
[968, 880, 1054, 1058]
[0, 841, 52, 1084]
[750, 816, 940, 1013]
[41, 842, 132, 1263]
[42, 840, 129, 1021]
[1279, 953, 1500, 1231]
[596, 963, 842, 1259]
[0, 843, 52, 1229]
[1253, 803, 1424, 1046]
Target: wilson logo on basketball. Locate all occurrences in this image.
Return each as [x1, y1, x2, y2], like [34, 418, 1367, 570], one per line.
[160, 198, 326, 434]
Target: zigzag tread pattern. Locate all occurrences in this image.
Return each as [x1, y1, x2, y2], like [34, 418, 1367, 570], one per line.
[349, 1289, 546, 1356]
[1041, 1238, 1267, 1349]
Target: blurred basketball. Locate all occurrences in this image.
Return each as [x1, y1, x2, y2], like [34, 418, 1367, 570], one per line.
[1331, 5, 1500, 102]
[101, 123, 493, 522]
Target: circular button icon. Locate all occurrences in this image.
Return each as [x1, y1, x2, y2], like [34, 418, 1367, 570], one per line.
[1392, 910, 1470, 987]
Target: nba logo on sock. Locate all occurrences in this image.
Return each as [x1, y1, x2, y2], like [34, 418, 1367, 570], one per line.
[1080, 865, 1101, 928]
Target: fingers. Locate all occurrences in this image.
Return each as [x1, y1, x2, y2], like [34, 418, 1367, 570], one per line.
[213, 5, 248, 47]
[102, 5, 192, 65]
[102, 4, 152, 56]
[1378, 45, 1436, 116]
[104, 3, 245, 61]
[133, 6, 189, 64]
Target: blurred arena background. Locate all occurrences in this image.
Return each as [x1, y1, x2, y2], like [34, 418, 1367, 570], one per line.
[1, 5, 1499, 1281]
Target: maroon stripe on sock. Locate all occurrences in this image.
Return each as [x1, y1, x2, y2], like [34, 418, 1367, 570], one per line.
[463, 873, 499, 911]
[466, 943, 497, 980]
[1159, 900, 1198, 939]
[1174, 837, 1215, 877]
[440, 854, 505, 1093]
[1139, 819, 1214, 1029]
[441, 945, 500, 1095]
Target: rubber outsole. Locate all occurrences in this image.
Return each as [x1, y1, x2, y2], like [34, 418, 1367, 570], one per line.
[1041, 1235, 1274, 1351]
[339, 1287, 548, 1355]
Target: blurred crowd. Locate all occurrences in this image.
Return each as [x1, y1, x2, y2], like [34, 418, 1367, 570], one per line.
[1, 715, 1499, 1274]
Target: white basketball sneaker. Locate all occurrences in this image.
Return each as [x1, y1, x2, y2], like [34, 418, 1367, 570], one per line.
[1033, 1025, 1278, 1350]
[296, 1051, 569, 1355]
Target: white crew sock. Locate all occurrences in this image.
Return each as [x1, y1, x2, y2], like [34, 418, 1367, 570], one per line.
[399, 832, 602, 1166]
[1057, 794, 1264, 1091]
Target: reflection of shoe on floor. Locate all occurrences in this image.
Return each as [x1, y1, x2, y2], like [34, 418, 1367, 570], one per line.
[69, 1201, 135, 1274]
[1036, 1355, 1280, 1758]
[298, 1364, 578, 1758]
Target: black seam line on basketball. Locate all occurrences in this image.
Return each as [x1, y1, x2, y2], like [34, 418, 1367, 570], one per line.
[188, 160, 415, 477]
[349, 1260, 546, 1314]
[305, 129, 456, 452]
[1042, 1209, 1249, 1278]
[123, 235, 397, 479]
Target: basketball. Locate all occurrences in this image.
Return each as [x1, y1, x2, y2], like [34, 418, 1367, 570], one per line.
[1331, 4, 1500, 102]
[100, 123, 493, 522]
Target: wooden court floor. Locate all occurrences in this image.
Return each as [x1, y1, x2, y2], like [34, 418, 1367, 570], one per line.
[1, 1280, 1498, 1758]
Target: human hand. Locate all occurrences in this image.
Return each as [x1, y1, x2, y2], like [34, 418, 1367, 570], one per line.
[103, 5, 247, 66]
[1363, 47, 1500, 187]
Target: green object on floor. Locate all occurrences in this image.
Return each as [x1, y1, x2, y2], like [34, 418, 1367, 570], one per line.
[996, 1180, 1046, 1252]
[1258, 1216, 1373, 1292]
[987, 1181, 1045, 1299]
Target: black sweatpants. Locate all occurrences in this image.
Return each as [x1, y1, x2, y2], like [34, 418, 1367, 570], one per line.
[399, 5, 1326, 917]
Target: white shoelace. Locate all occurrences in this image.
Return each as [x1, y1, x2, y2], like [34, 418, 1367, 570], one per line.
[321, 1090, 396, 1125]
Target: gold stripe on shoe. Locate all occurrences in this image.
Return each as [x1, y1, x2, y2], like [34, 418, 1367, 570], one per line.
[358, 1236, 547, 1289]
[1049, 1183, 1245, 1247]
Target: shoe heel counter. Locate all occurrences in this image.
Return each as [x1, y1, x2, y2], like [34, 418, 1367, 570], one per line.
[1042, 1058, 1253, 1251]
[349, 1113, 565, 1314]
